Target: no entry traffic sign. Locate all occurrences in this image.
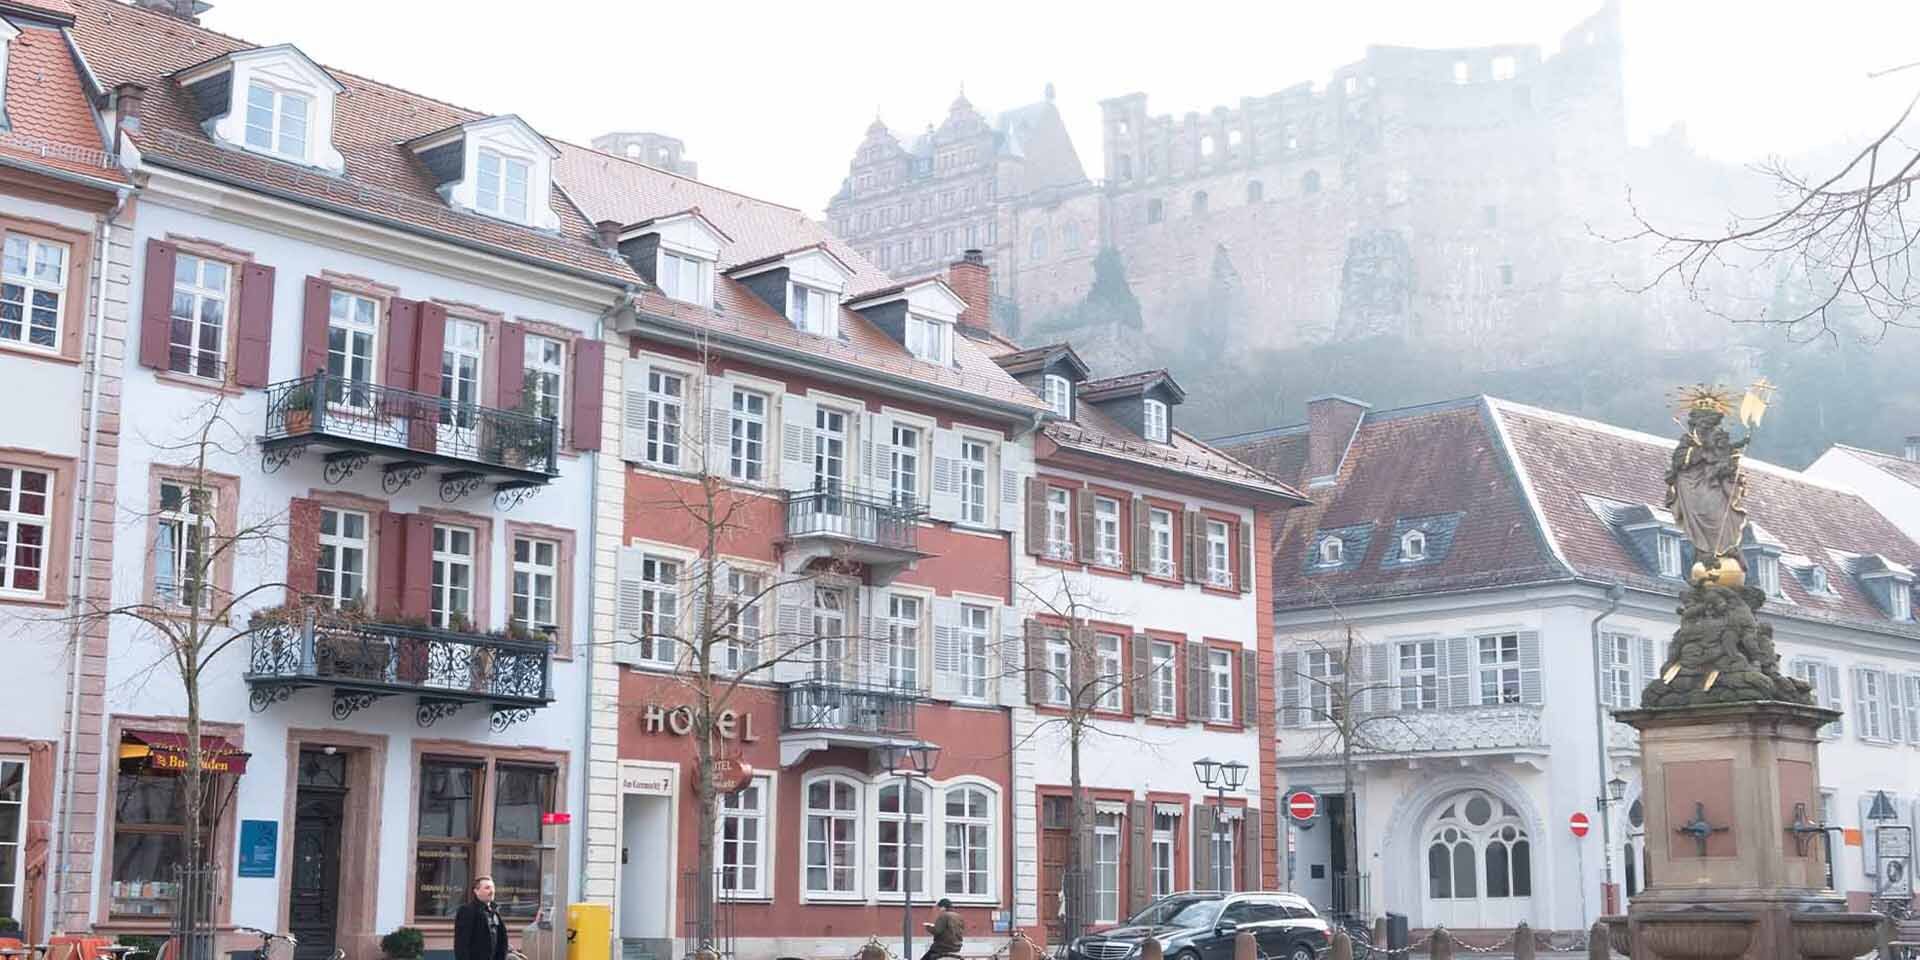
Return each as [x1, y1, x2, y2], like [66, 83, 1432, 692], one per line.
[1286, 789, 1321, 824]
[1569, 811, 1591, 838]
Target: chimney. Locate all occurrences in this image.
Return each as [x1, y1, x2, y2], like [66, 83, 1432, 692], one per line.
[133, 0, 208, 22]
[595, 219, 624, 251]
[948, 249, 991, 334]
[1306, 395, 1370, 487]
[112, 82, 148, 157]
[1905, 434, 1920, 462]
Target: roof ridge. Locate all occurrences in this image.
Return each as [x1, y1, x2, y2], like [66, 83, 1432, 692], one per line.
[554, 138, 807, 215]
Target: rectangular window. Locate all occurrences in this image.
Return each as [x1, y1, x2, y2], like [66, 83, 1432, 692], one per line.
[720, 569, 765, 674]
[1603, 634, 1634, 708]
[1895, 585, 1913, 622]
[1397, 640, 1438, 712]
[166, 253, 229, 380]
[0, 757, 23, 920]
[813, 407, 847, 496]
[1212, 824, 1236, 888]
[890, 424, 921, 508]
[1143, 399, 1169, 442]
[1857, 669, 1887, 740]
[1047, 636, 1072, 706]
[1094, 811, 1121, 923]
[1477, 634, 1522, 705]
[1045, 487, 1073, 560]
[789, 284, 836, 337]
[430, 524, 476, 630]
[1096, 633, 1124, 710]
[1305, 650, 1343, 722]
[1754, 554, 1782, 598]
[109, 766, 216, 918]
[1792, 660, 1843, 737]
[325, 290, 379, 405]
[488, 763, 555, 919]
[905, 315, 949, 364]
[635, 555, 681, 665]
[1149, 508, 1174, 577]
[1150, 641, 1178, 717]
[729, 388, 767, 482]
[1206, 520, 1232, 588]
[1, 232, 68, 351]
[523, 335, 566, 430]
[959, 604, 991, 700]
[1151, 810, 1177, 897]
[0, 466, 49, 598]
[887, 594, 922, 691]
[943, 786, 993, 896]
[155, 481, 214, 610]
[1044, 375, 1073, 418]
[717, 777, 768, 898]
[1093, 496, 1121, 567]
[1209, 648, 1235, 723]
[644, 369, 684, 467]
[315, 506, 368, 609]
[440, 317, 483, 434]
[959, 439, 989, 526]
[413, 758, 482, 918]
[1901, 674, 1920, 743]
[510, 536, 559, 642]
[1656, 533, 1682, 578]
[243, 81, 309, 159]
[876, 782, 927, 897]
[475, 149, 531, 222]
[659, 251, 707, 306]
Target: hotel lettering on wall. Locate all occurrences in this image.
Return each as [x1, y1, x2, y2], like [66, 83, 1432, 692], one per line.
[640, 703, 759, 741]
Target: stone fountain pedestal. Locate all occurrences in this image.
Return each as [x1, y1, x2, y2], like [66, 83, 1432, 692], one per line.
[1604, 700, 1881, 960]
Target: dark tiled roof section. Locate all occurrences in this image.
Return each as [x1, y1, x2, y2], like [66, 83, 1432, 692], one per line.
[65, 0, 637, 285]
[1379, 512, 1465, 569]
[1214, 425, 1312, 490]
[0, 21, 123, 182]
[1302, 522, 1374, 573]
[991, 341, 1088, 378]
[1221, 399, 1565, 609]
[1081, 368, 1183, 402]
[1491, 400, 1920, 634]
[1047, 396, 1306, 500]
[1837, 444, 1920, 490]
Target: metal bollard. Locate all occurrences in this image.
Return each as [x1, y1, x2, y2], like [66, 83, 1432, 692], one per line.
[1430, 928, 1453, 960]
[1141, 939, 1163, 960]
[1330, 929, 1353, 960]
[1235, 931, 1257, 960]
[1010, 938, 1034, 960]
[1512, 923, 1534, 960]
[1374, 918, 1389, 956]
[1588, 922, 1611, 960]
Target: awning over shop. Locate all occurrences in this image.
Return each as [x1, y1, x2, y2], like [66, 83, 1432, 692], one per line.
[118, 731, 250, 775]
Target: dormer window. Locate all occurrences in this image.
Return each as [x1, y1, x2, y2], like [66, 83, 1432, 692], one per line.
[243, 82, 311, 160]
[1655, 533, 1683, 578]
[789, 284, 837, 337]
[1318, 537, 1344, 567]
[905, 314, 950, 365]
[1401, 529, 1427, 562]
[475, 149, 530, 222]
[1895, 583, 1913, 622]
[1143, 399, 1168, 442]
[659, 250, 712, 307]
[1044, 375, 1073, 419]
[177, 45, 346, 174]
[1752, 553, 1781, 597]
[1808, 566, 1830, 594]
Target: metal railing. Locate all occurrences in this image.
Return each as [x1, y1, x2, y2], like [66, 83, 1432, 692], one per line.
[247, 616, 552, 704]
[681, 868, 741, 960]
[1281, 704, 1547, 759]
[263, 372, 559, 475]
[782, 489, 921, 551]
[781, 679, 917, 737]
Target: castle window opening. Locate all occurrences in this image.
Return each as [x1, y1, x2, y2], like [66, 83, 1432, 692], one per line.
[1453, 60, 1470, 84]
[1492, 56, 1517, 81]
[1200, 135, 1217, 158]
[1484, 205, 1498, 227]
[1147, 199, 1164, 224]
[1248, 181, 1264, 203]
[1228, 129, 1243, 147]
[1500, 264, 1514, 287]
[1301, 170, 1321, 195]
[1192, 191, 1208, 216]
[1030, 227, 1047, 260]
[1116, 154, 1133, 180]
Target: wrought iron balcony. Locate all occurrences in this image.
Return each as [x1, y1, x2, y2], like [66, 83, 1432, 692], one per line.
[259, 373, 558, 510]
[779, 489, 927, 583]
[1278, 703, 1548, 764]
[778, 679, 918, 765]
[245, 614, 554, 731]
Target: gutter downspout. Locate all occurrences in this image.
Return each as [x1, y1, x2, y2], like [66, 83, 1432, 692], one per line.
[53, 184, 132, 935]
[1589, 581, 1625, 923]
[578, 287, 631, 896]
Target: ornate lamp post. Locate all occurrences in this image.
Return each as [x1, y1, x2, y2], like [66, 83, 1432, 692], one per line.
[885, 741, 942, 960]
[1193, 757, 1248, 890]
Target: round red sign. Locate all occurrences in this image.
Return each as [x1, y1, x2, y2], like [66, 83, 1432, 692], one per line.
[713, 758, 755, 794]
[1569, 811, 1591, 838]
[1286, 790, 1320, 823]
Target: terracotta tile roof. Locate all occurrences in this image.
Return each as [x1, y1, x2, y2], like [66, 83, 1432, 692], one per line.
[64, 0, 637, 285]
[0, 19, 124, 184]
[1081, 368, 1184, 402]
[1830, 443, 1920, 490]
[1047, 400, 1307, 502]
[2, 0, 78, 20]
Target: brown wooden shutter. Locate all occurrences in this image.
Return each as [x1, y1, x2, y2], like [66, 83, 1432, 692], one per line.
[1074, 796, 1098, 926]
[1185, 640, 1206, 722]
[1238, 519, 1256, 594]
[138, 239, 179, 370]
[232, 262, 276, 387]
[413, 301, 446, 394]
[1024, 477, 1048, 556]
[285, 497, 320, 600]
[376, 510, 407, 616]
[1024, 619, 1046, 704]
[1132, 496, 1151, 574]
[300, 276, 330, 377]
[1128, 800, 1150, 912]
[1241, 808, 1263, 892]
[570, 338, 606, 451]
[383, 296, 420, 389]
[1076, 488, 1096, 563]
[1130, 633, 1151, 717]
[1182, 510, 1202, 583]
[496, 322, 526, 411]
[401, 514, 434, 619]
[1241, 648, 1259, 727]
[1070, 624, 1094, 711]
[1192, 804, 1215, 890]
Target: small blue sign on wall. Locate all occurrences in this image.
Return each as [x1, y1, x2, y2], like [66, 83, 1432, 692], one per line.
[238, 820, 277, 878]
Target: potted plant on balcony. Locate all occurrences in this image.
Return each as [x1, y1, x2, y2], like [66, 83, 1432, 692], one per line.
[282, 381, 316, 434]
[505, 381, 557, 471]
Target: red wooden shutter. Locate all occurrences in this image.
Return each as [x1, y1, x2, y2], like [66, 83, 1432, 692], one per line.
[401, 515, 433, 619]
[496, 323, 526, 411]
[300, 277, 331, 378]
[414, 302, 447, 394]
[384, 297, 420, 389]
[232, 262, 276, 387]
[377, 511, 407, 616]
[569, 338, 606, 451]
[138, 239, 178, 370]
[286, 497, 320, 600]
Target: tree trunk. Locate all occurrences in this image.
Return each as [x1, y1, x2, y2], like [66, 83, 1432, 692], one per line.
[1067, 713, 1085, 943]
[1340, 628, 1360, 922]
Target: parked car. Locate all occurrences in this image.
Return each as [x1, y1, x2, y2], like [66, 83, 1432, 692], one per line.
[1068, 891, 1331, 960]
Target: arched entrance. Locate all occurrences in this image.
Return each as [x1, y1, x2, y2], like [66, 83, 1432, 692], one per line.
[1421, 790, 1533, 929]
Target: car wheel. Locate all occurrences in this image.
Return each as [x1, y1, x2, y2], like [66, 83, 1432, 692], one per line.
[1290, 945, 1315, 960]
[1175, 950, 1203, 960]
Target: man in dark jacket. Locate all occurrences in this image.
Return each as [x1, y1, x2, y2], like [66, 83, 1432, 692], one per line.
[454, 876, 509, 960]
[922, 899, 964, 960]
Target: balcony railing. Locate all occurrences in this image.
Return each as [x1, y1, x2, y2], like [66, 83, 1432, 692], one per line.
[1280, 703, 1547, 760]
[781, 679, 917, 738]
[245, 614, 553, 730]
[782, 489, 920, 552]
[260, 373, 559, 487]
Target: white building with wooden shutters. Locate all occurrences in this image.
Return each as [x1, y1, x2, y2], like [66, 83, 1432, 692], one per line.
[984, 345, 1309, 946]
[1220, 395, 1920, 936]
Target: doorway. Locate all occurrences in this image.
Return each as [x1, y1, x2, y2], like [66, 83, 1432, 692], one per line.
[619, 793, 672, 959]
[288, 750, 348, 960]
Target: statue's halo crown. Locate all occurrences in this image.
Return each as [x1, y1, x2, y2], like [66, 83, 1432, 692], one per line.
[1672, 384, 1733, 415]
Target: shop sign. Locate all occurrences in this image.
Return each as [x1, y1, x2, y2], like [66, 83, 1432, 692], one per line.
[639, 703, 759, 742]
[619, 761, 674, 796]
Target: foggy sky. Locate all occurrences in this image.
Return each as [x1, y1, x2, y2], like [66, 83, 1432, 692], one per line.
[205, 0, 1920, 217]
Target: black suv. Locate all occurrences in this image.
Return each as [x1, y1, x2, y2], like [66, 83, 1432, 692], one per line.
[1068, 892, 1330, 960]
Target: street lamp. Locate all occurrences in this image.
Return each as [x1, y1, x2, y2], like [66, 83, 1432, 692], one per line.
[1603, 776, 1628, 805]
[1193, 757, 1248, 891]
[885, 741, 942, 960]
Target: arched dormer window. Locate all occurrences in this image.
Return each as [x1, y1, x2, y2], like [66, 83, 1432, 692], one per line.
[1318, 537, 1344, 567]
[1401, 529, 1427, 562]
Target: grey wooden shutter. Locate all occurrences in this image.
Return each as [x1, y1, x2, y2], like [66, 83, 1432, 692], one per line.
[1131, 633, 1152, 717]
[1445, 636, 1473, 708]
[1129, 800, 1151, 912]
[705, 375, 733, 477]
[1024, 478, 1048, 556]
[613, 547, 644, 666]
[1241, 808, 1263, 891]
[1278, 650, 1301, 726]
[1186, 640, 1207, 722]
[1024, 620, 1046, 704]
[1075, 796, 1098, 923]
[1369, 643, 1393, 714]
[1076, 488, 1097, 563]
[1634, 635, 1657, 708]
[997, 441, 1024, 533]
[1822, 663, 1845, 737]
[1193, 804, 1216, 890]
[1132, 497, 1152, 574]
[1182, 510, 1202, 583]
[929, 427, 962, 521]
[620, 359, 648, 464]
[1889, 678, 1908, 743]
[779, 393, 815, 492]
[932, 597, 963, 698]
[1238, 520, 1255, 594]
[1518, 630, 1543, 704]
[1241, 648, 1258, 726]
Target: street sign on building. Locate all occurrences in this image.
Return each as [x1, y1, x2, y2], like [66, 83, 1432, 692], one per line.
[1569, 811, 1591, 838]
[1286, 789, 1321, 825]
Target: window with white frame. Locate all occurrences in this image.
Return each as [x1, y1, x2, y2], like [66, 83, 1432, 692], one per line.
[728, 388, 767, 483]
[1045, 487, 1072, 560]
[430, 524, 475, 630]
[166, 254, 229, 379]
[1318, 537, 1344, 567]
[1150, 641, 1178, 717]
[511, 536, 559, 641]
[1212, 820, 1236, 886]
[814, 407, 848, 497]
[1656, 533, 1683, 578]
[1856, 668, 1888, 740]
[243, 81, 310, 160]
[1148, 508, 1175, 577]
[1901, 674, 1920, 743]
[1093, 496, 1122, 567]
[1044, 375, 1073, 418]
[789, 284, 836, 337]
[890, 424, 921, 508]
[440, 318, 483, 434]
[959, 604, 991, 700]
[1603, 633, 1634, 708]
[959, 439, 989, 525]
[1093, 811, 1121, 923]
[1, 232, 67, 351]
[155, 481, 214, 610]
[1305, 649, 1342, 722]
[1096, 633, 1124, 711]
[475, 149, 531, 222]
[1209, 647, 1235, 722]
[1400, 529, 1427, 561]
[0, 755, 23, 920]
[887, 594, 922, 691]
[1791, 660, 1843, 737]
[658, 251, 709, 306]
[523, 336, 565, 429]
[1894, 583, 1914, 622]
[943, 785, 993, 897]
[1206, 520, 1232, 587]
[1143, 399, 1169, 442]
[643, 369, 684, 468]
[1151, 809, 1177, 897]
[804, 778, 860, 896]
[1753, 553, 1782, 598]
[1047, 635, 1072, 706]
[1397, 641, 1438, 712]
[720, 569, 764, 674]
[1477, 634, 1521, 705]
[716, 777, 768, 898]
[636, 554, 680, 665]
[905, 314, 950, 365]
[325, 291, 378, 405]
[315, 507, 367, 609]
[876, 780, 929, 898]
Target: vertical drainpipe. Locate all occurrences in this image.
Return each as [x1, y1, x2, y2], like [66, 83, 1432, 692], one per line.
[1589, 581, 1625, 923]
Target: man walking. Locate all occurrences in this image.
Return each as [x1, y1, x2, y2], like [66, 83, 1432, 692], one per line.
[922, 898, 965, 960]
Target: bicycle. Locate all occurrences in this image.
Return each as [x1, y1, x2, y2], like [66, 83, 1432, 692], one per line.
[232, 928, 299, 960]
